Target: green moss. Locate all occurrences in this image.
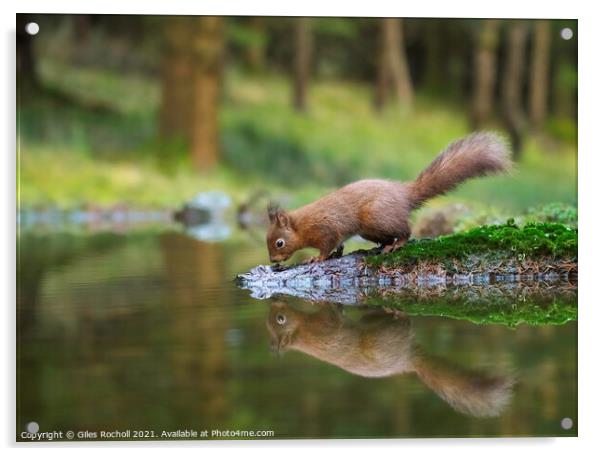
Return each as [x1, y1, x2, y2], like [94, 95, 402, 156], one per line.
[368, 221, 577, 268]
[368, 291, 577, 327]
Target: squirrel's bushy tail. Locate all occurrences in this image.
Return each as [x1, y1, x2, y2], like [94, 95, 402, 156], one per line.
[410, 132, 512, 208]
[414, 354, 516, 418]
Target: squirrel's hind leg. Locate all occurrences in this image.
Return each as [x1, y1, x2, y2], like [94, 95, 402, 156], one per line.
[327, 243, 344, 259]
[380, 237, 407, 254]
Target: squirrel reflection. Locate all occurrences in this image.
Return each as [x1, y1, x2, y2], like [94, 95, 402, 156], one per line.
[266, 301, 515, 418]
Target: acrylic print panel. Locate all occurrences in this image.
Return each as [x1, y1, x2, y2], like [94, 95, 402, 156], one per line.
[16, 14, 577, 441]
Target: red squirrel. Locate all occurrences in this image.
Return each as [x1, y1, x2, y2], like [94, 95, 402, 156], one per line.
[266, 132, 511, 263]
[267, 301, 514, 417]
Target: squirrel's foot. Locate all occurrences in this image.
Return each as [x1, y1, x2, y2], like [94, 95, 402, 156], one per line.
[380, 238, 407, 254]
[382, 307, 408, 320]
[301, 256, 322, 265]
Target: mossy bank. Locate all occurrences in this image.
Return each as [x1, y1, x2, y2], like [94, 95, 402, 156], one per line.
[367, 221, 577, 276]
[238, 221, 577, 326]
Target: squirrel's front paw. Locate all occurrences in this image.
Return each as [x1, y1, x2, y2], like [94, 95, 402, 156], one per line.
[301, 256, 320, 265]
[383, 307, 408, 320]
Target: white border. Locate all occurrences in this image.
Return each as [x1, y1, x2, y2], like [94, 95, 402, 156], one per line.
[9, 0, 581, 18]
[3, 0, 601, 454]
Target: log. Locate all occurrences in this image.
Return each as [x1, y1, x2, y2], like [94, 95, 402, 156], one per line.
[236, 248, 577, 305]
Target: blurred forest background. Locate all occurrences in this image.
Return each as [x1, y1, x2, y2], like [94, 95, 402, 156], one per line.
[16, 15, 577, 213]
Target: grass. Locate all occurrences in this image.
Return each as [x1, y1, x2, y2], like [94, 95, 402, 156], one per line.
[18, 144, 274, 208]
[368, 221, 578, 268]
[18, 61, 577, 210]
[223, 74, 577, 211]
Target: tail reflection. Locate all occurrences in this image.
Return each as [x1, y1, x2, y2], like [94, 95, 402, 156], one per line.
[266, 301, 514, 418]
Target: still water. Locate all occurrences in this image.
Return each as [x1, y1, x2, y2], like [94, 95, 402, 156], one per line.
[17, 226, 577, 440]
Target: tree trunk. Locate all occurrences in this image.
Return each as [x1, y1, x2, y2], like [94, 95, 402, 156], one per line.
[375, 18, 413, 112]
[246, 17, 266, 72]
[374, 21, 390, 112]
[501, 21, 528, 157]
[190, 16, 224, 171]
[423, 20, 442, 91]
[529, 20, 551, 132]
[389, 18, 414, 108]
[471, 20, 500, 129]
[293, 18, 312, 112]
[160, 16, 195, 139]
[74, 15, 92, 42]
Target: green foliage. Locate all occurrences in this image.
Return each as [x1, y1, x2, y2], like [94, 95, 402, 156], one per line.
[545, 117, 578, 144]
[556, 61, 578, 92]
[19, 60, 158, 157]
[368, 222, 577, 268]
[423, 202, 578, 236]
[19, 61, 577, 209]
[525, 202, 577, 225]
[227, 21, 267, 49]
[221, 120, 356, 187]
[135, 137, 193, 175]
[313, 18, 360, 39]
[17, 145, 273, 208]
[368, 292, 577, 327]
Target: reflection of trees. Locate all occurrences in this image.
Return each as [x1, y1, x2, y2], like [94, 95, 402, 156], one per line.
[160, 233, 231, 426]
[17, 232, 149, 333]
[17, 232, 163, 433]
[17, 232, 137, 339]
[18, 235, 76, 332]
[19, 231, 234, 434]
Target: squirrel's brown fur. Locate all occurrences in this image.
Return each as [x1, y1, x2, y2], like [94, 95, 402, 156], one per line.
[267, 301, 515, 417]
[266, 132, 512, 263]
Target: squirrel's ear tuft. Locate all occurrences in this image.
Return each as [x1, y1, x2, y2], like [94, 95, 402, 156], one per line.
[268, 202, 291, 228]
[267, 201, 280, 223]
[276, 211, 290, 228]
[268, 202, 294, 228]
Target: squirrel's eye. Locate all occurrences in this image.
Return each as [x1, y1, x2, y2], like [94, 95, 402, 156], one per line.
[276, 313, 286, 325]
[275, 238, 285, 249]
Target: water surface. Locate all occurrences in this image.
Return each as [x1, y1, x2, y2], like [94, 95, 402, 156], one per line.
[17, 227, 577, 439]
